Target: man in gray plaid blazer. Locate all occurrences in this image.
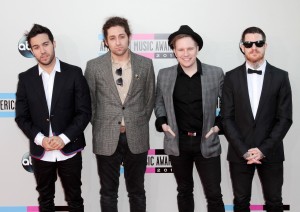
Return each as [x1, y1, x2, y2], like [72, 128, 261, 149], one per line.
[154, 25, 225, 212]
[84, 17, 155, 212]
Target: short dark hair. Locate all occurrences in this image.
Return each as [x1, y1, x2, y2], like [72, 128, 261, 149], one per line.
[241, 26, 266, 42]
[102, 16, 131, 43]
[170, 34, 196, 49]
[26, 24, 54, 48]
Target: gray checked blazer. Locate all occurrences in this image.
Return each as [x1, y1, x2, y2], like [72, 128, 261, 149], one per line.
[85, 51, 155, 156]
[155, 63, 224, 157]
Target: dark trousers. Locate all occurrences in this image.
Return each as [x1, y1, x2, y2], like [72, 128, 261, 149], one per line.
[169, 134, 225, 212]
[96, 133, 147, 212]
[32, 152, 83, 212]
[229, 162, 284, 212]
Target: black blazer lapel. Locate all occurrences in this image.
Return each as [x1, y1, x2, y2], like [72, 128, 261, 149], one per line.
[51, 70, 64, 114]
[255, 63, 272, 120]
[32, 67, 49, 114]
[238, 64, 254, 121]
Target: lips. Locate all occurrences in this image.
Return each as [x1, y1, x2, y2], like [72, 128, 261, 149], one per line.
[40, 55, 49, 61]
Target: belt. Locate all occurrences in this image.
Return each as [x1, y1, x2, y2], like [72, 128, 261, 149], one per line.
[120, 126, 126, 133]
[180, 130, 201, 137]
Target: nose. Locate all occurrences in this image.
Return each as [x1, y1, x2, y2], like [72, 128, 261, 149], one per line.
[251, 43, 257, 49]
[183, 49, 189, 56]
[40, 46, 46, 53]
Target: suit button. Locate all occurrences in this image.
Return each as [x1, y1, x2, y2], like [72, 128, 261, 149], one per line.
[46, 118, 50, 122]
[122, 107, 125, 110]
[118, 121, 121, 124]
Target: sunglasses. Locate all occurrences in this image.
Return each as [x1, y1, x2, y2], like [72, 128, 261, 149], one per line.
[115, 68, 123, 86]
[242, 40, 265, 48]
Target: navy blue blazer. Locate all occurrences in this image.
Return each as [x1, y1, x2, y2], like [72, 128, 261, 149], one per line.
[15, 61, 91, 158]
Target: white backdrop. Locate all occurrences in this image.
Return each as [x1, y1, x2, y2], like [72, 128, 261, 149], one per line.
[0, 0, 299, 211]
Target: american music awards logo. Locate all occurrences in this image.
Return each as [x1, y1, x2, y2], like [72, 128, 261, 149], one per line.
[0, 93, 15, 118]
[120, 149, 173, 174]
[99, 34, 175, 59]
[146, 149, 173, 173]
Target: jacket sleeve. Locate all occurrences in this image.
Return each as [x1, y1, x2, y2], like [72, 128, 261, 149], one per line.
[154, 70, 168, 132]
[259, 72, 293, 157]
[144, 60, 155, 121]
[84, 61, 97, 125]
[62, 69, 92, 140]
[15, 73, 41, 140]
[221, 72, 248, 157]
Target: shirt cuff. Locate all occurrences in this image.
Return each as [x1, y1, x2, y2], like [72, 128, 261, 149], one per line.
[59, 134, 70, 145]
[34, 132, 45, 146]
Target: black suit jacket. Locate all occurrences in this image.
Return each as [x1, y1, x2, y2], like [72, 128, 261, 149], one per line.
[15, 61, 91, 159]
[222, 62, 292, 163]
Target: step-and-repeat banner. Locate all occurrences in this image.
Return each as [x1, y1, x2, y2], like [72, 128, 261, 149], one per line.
[1, 0, 299, 211]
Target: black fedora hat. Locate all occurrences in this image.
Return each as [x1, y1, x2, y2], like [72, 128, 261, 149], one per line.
[168, 25, 203, 51]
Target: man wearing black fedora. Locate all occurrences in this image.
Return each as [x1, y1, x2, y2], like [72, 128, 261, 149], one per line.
[154, 25, 225, 212]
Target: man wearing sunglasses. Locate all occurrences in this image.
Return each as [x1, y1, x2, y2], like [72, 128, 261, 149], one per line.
[222, 26, 293, 212]
[84, 16, 155, 212]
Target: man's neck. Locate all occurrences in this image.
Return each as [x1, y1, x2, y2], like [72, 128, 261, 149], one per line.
[181, 62, 198, 77]
[111, 49, 130, 65]
[247, 59, 265, 70]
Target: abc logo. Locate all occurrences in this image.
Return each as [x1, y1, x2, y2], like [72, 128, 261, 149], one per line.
[22, 152, 34, 173]
[18, 35, 34, 58]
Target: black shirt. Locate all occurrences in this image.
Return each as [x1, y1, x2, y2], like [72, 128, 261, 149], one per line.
[173, 59, 203, 132]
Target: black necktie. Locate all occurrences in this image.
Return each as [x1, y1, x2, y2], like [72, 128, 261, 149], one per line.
[248, 68, 262, 75]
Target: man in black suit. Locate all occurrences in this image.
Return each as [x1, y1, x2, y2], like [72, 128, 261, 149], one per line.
[222, 27, 292, 212]
[15, 24, 91, 212]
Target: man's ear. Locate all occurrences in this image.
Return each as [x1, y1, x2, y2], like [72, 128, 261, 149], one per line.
[104, 40, 109, 48]
[239, 43, 245, 55]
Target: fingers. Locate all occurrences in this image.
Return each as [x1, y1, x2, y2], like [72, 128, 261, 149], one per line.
[205, 126, 220, 139]
[168, 128, 176, 137]
[247, 148, 263, 160]
[205, 129, 213, 139]
[162, 124, 176, 137]
[42, 137, 54, 151]
[49, 136, 65, 150]
[247, 158, 262, 164]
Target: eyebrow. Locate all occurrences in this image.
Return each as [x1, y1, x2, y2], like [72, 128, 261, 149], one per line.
[31, 41, 49, 48]
[108, 33, 126, 38]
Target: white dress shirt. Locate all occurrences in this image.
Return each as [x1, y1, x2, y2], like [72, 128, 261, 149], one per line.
[246, 60, 266, 118]
[34, 58, 75, 162]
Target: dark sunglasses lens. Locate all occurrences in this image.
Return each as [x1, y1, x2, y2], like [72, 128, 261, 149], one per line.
[116, 68, 122, 76]
[116, 78, 123, 86]
[243, 41, 265, 48]
[255, 41, 265, 47]
[243, 42, 253, 48]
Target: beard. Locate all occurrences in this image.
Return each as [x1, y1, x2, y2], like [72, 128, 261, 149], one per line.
[245, 49, 265, 65]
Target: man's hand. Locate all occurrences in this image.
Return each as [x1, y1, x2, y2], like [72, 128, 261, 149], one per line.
[49, 136, 65, 150]
[42, 137, 55, 151]
[205, 126, 220, 139]
[244, 148, 264, 164]
[162, 124, 176, 137]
